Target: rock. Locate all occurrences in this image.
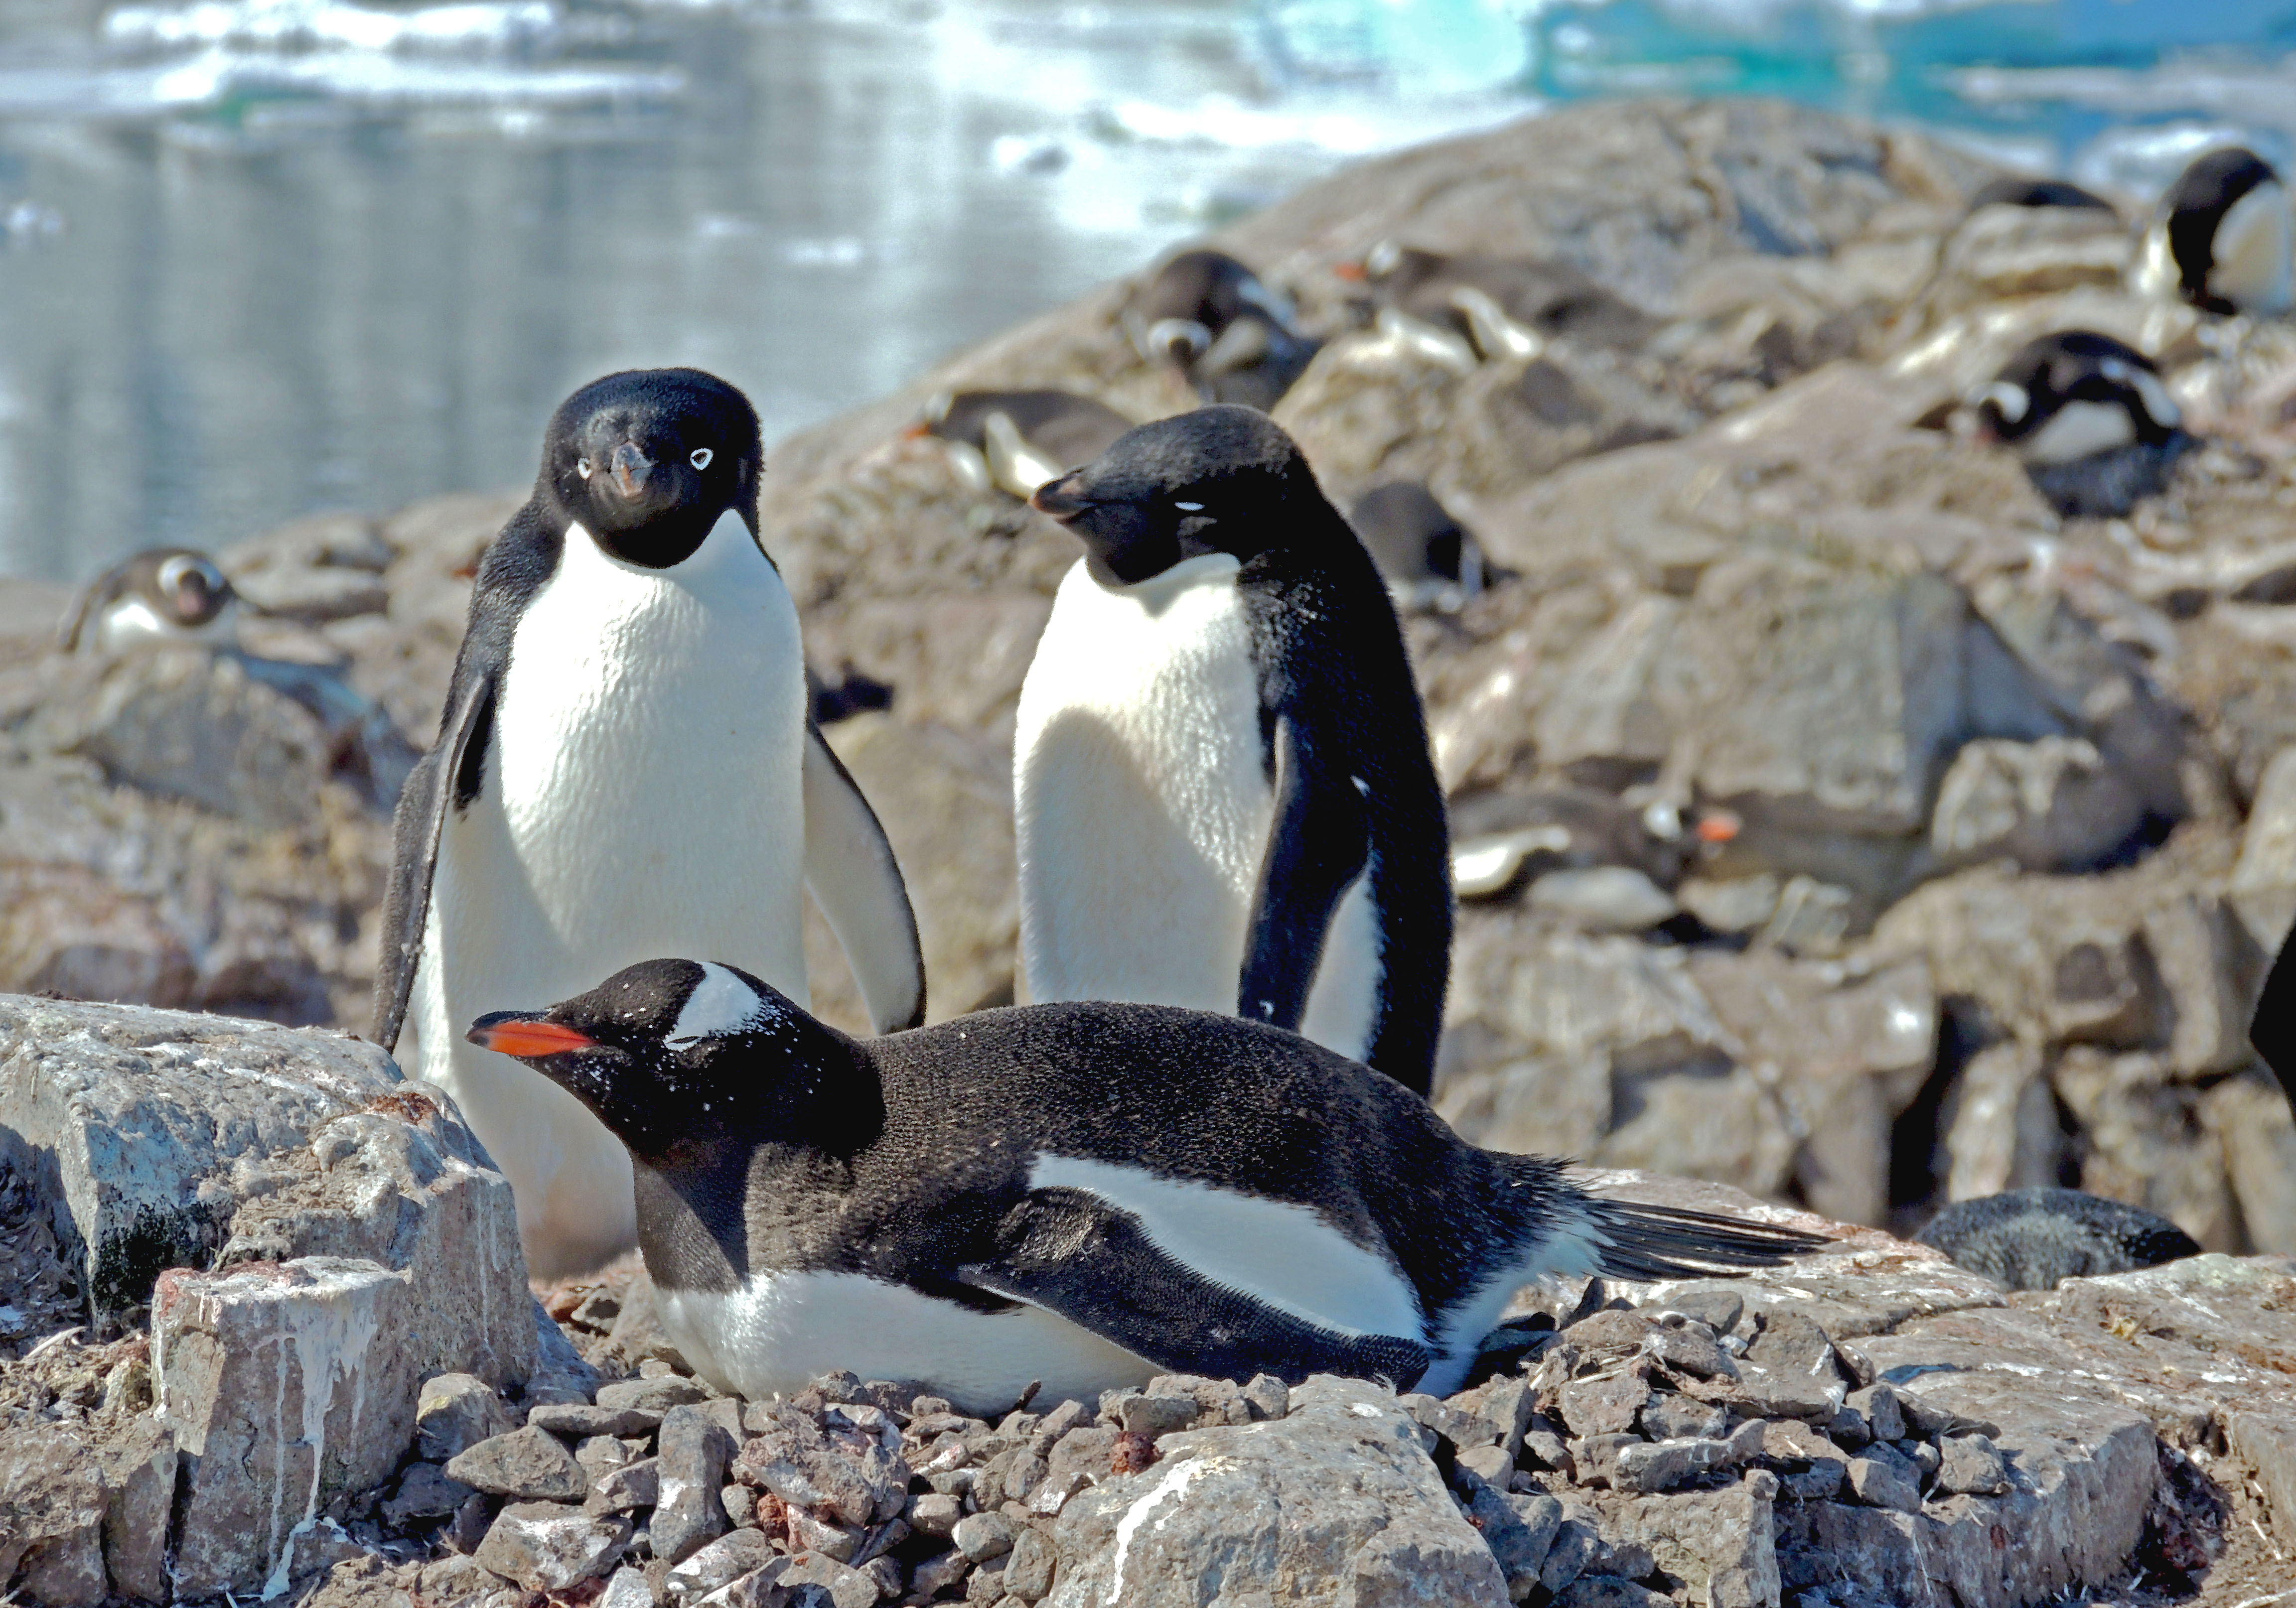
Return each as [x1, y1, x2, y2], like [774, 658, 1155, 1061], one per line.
[93, 1413, 174, 1603]
[474, 1501, 634, 1592]
[1936, 1432, 2011, 1495]
[652, 1402, 740, 1564]
[1525, 866, 1678, 932]
[906, 1491, 963, 1538]
[2228, 742, 2296, 949]
[383, 1461, 476, 1527]
[2211, 1071, 2296, 1254]
[533, 1401, 663, 1438]
[2230, 1411, 2296, 1550]
[1847, 1447, 1923, 1512]
[1114, 1393, 1197, 1439]
[418, 1371, 515, 1462]
[595, 1374, 711, 1416]
[1939, 1040, 2059, 1205]
[953, 1510, 1015, 1562]
[779, 1552, 883, 1607]
[1047, 1377, 1504, 1607]
[1585, 1479, 1778, 1608]
[1559, 1372, 1651, 1439]
[446, 1425, 591, 1502]
[748, 1447, 880, 1529]
[600, 1565, 657, 1608]
[592, 1456, 661, 1513]
[665, 1530, 780, 1604]
[1929, 736, 2149, 873]
[0, 1424, 108, 1608]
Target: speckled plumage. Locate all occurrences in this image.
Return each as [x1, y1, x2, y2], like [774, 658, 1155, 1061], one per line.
[1917, 1188, 2199, 1291]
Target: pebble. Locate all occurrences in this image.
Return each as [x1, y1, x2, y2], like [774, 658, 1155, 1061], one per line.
[654, 1403, 741, 1565]
[911, 1549, 973, 1598]
[779, 1553, 881, 1608]
[1003, 1527, 1057, 1602]
[599, 1565, 654, 1608]
[473, 1500, 633, 1592]
[788, 1505, 861, 1561]
[596, 1376, 712, 1416]
[907, 1492, 963, 1537]
[534, 1402, 665, 1438]
[664, 1529, 778, 1603]
[1847, 1447, 1923, 1513]
[446, 1425, 590, 1502]
[1637, 1392, 1725, 1441]
[591, 1457, 661, 1514]
[381, 1462, 473, 1527]
[1937, 1432, 2012, 1495]
[953, 1509, 1015, 1562]
[416, 1372, 515, 1463]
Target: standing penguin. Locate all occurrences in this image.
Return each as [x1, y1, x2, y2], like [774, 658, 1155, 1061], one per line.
[1014, 406, 1450, 1095]
[374, 368, 926, 1278]
[470, 958, 1828, 1411]
[2154, 146, 2292, 315]
[61, 547, 242, 655]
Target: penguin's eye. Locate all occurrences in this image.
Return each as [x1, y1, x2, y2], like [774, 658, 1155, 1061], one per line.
[690, 448, 714, 471]
[576, 459, 593, 480]
[1173, 501, 1204, 513]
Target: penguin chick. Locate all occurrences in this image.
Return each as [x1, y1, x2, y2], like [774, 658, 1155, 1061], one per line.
[910, 389, 1136, 501]
[1016, 406, 1452, 1094]
[1974, 330, 2192, 519]
[2158, 146, 2293, 315]
[376, 367, 925, 1279]
[1348, 481, 1489, 612]
[1340, 241, 1654, 358]
[471, 957, 1831, 1411]
[1965, 177, 2117, 216]
[1917, 1188, 2199, 1291]
[62, 548, 241, 655]
[1125, 250, 1318, 411]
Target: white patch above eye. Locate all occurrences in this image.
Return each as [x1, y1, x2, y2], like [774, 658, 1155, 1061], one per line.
[690, 447, 714, 471]
[1981, 382, 2029, 424]
[1173, 502, 1204, 512]
[667, 961, 766, 1048]
[577, 459, 593, 480]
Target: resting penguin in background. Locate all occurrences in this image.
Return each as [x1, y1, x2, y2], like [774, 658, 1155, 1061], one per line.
[2151, 146, 2293, 316]
[907, 389, 1135, 501]
[471, 958, 1829, 1412]
[1974, 330, 2192, 520]
[1125, 250, 1319, 412]
[1014, 406, 1451, 1095]
[1350, 481, 1489, 612]
[374, 367, 927, 1278]
[1918, 1189, 2199, 1290]
[1338, 241, 1654, 360]
[62, 548, 242, 655]
[1965, 177, 2117, 215]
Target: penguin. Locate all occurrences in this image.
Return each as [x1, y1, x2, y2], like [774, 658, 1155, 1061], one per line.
[1125, 250, 1319, 411]
[2243, 925, 2296, 1117]
[1965, 177, 2116, 215]
[1348, 481, 1489, 612]
[469, 957, 1830, 1412]
[2155, 146, 2293, 316]
[1917, 1188, 2200, 1291]
[373, 367, 927, 1279]
[1973, 330, 2192, 520]
[1013, 406, 1451, 1095]
[906, 389, 1136, 501]
[1337, 242, 1653, 359]
[61, 547, 241, 655]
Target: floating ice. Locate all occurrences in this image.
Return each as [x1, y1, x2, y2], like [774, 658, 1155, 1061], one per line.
[104, 0, 566, 56]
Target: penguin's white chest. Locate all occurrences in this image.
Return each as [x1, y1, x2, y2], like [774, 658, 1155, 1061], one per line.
[411, 509, 809, 1277]
[1016, 554, 1272, 1017]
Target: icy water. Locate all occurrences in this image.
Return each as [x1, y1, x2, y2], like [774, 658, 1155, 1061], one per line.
[0, 0, 2292, 581]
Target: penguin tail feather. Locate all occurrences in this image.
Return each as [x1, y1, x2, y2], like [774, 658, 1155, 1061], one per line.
[1581, 1198, 1832, 1283]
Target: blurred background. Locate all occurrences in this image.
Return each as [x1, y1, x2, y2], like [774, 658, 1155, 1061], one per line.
[1, 0, 2295, 582]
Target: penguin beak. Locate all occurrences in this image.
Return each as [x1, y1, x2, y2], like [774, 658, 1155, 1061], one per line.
[1030, 473, 1092, 520]
[467, 1012, 600, 1059]
[1333, 260, 1368, 282]
[606, 443, 655, 503]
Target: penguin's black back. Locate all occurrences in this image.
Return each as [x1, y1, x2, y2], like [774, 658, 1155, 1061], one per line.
[1968, 177, 2115, 214]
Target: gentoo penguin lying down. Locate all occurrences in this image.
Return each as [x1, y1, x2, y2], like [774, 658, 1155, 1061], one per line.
[908, 389, 1134, 501]
[471, 958, 1828, 1413]
[1015, 406, 1452, 1095]
[1126, 250, 1318, 411]
[62, 548, 241, 655]
[1975, 330, 2190, 520]
[375, 368, 926, 1279]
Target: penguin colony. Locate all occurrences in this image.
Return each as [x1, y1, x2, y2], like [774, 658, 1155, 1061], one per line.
[77, 143, 2283, 1405]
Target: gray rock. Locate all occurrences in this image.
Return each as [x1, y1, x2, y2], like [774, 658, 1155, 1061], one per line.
[787, 1507, 862, 1561]
[2230, 1411, 2296, 1551]
[1936, 1432, 2011, 1495]
[473, 1501, 633, 1592]
[1003, 1527, 1057, 1602]
[577, 1432, 642, 1480]
[653, 1403, 740, 1564]
[600, 1565, 658, 1608]
[779, 1552, 884, 1608]
[1846, 1384, 1907, 1445]
[593, 1456, 662, 1513]
[596, 1375, 711, 1416]
[953, 1510, 1015, 1562]
[907, 1491, 963, 1537]
[909, 1549, 972, 1600]
[1454, 1442, 1514, 1486]
[1551, 1578, 1672, 1608]
[1847, 1446, 1923, 1512]
[1539, 1518, 1601, 1594]
[417, 1371, 514, 1462]
[1047, 1377, 1504, 1607]
[1114, 1392, 1197, 1439]
[1586, 1478, 1778, 1608]
[1639, 1392, 1726, 1441]
[92, 1412, 174, 1604]
[1239, 1374, 1290, 1422]
[1559, 1370, 1651, 1438]
[447, 1425, 590, 1502]
[1459, 1477, 1556, 1601]
[534, 1401, 663, 1438]
[383, 1462, 476, 1527]
[0, 1424, 108, 1608]
[751, 1447, 880, 1528]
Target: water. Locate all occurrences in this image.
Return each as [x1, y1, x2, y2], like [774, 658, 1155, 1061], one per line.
[0, 0, 2289, 582]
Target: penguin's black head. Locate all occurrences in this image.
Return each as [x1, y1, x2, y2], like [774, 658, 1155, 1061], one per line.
[468, 958, 850, 1160]
[1029, 405, 1331, 583]
[540, 369, 762, 569]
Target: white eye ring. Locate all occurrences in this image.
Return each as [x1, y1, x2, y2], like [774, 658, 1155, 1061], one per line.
[690, 447, 714, 471]
[1174, 501, 1204, 512]
[576, 458, 593, 480]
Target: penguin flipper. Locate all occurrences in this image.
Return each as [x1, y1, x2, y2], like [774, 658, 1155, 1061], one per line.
[371, 667, 499, 1052]
[1239, 714, 1369, 1037]
[802, 721, 926, 1033]
[2249, 925, 2296, 1115]
[957, 1187, 1432, 1390]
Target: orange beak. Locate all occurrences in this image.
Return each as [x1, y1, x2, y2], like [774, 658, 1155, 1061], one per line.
[1333, 261, 1368, 282]
[1694, 811, 1741, 845]
[900, 420, 932, 439]
[466, 1015, 600, 1058]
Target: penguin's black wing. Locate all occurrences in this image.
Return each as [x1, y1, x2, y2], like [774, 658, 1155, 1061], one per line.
[956, 1187, 1433, 1390]
[372, 503, 558, 1051]
[2248, 927, 2296, 1115]
[802, 722, 927, 1033]
[1238, 709, 1370, 1031]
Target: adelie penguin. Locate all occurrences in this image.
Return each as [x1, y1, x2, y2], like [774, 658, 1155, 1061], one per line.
[1014, 406, 1451, 1095]
[906, 389, 1135, 502]
[1125, 250, 1318, 412]
[1974, 330, 2192, 520]
[61, 547, 241, 655]
[374, 368, 928, 1278]
[1338, 241, 1653, 360]
[470, 957, 1829, 1413]
[2147, 146, 2293, 316]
